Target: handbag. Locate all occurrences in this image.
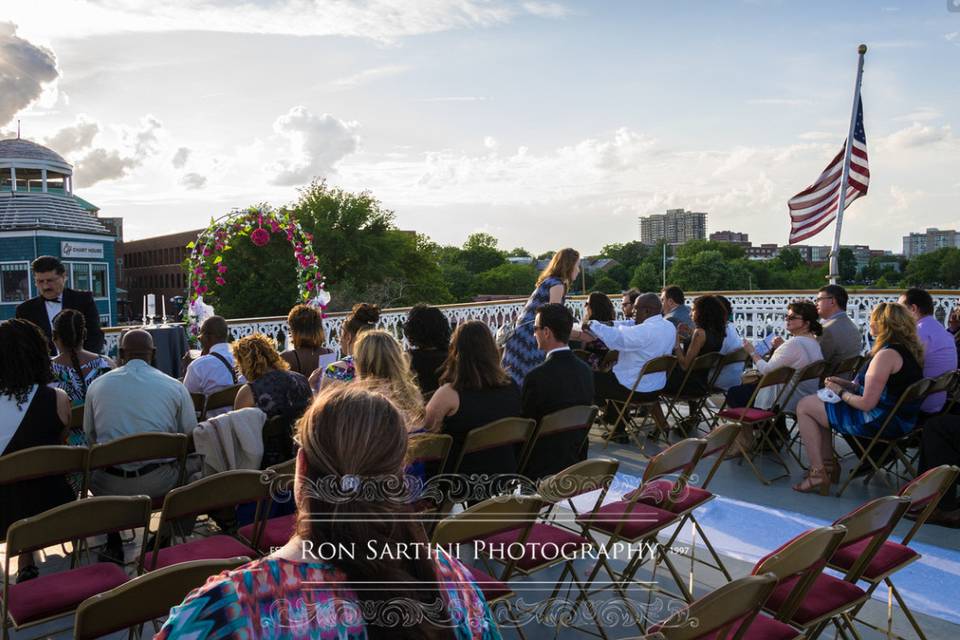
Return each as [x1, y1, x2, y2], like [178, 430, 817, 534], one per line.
[496, 318, 532, 349]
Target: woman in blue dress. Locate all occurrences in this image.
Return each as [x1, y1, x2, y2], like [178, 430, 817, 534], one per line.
[501, 247, 580, 384]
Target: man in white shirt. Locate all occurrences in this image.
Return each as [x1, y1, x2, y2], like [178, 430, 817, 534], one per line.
[84, 329, 200, 561]
[182, 316, 242, 416]
[581, 292, 676, 441]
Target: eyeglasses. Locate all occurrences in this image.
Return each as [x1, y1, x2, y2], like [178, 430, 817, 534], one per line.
[785, 314, 803, 321]
[533, 325, 543, 332]
[815, 296, 834, 303]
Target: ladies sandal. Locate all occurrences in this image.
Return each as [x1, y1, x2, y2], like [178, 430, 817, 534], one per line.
[792, 467, 831, 496]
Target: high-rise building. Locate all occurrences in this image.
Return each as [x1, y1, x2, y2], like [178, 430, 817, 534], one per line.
[709, 230, 749, 245]
[902, 228, 960, 258]
[639, 208, 707, 245]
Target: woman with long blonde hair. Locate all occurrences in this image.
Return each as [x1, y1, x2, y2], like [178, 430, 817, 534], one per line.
[353, 329, 425, 427]
[793, 302, 924, 495]
[501, 247, 580, 384]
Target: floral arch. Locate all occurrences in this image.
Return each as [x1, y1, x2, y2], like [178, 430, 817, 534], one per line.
[184, 205, 329, 341]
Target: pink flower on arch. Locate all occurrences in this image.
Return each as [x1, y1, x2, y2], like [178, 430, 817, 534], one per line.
[202, 247, 212, 257]
[217, 264, 228, 274]
[251, 228, 271, 247]
[215, 276, 226, 286]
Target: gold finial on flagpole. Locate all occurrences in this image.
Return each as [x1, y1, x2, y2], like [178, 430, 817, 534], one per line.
[858, 44, 867, 55]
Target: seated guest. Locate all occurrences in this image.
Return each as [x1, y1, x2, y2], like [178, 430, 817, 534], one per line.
[280, 304, 335, 377]
[425, 321, 522, 480]
[353, 329, 425, 427]
[50, 309, 115, 408]
[403, 303, 452, 395]
[899, 288, 957, 415]
[664, 295, 726, 396]
[618, 288, 641, 324]
[233, 334, 311, 422]
[916, 414, 960, 527]
[182, 316, 242, 416]
[577, 292, 615, 367]
[948, 307, 960, 366]
[726, 300, 823, 413]
[1, 319, 72, 583]
[816, 284, 862, 375]
[521, 303, 594, 480]
[661, 285, 694, 332]
[310, 303, 380, 388]
[580, 292, 676, 442]
[794, 302, 924, 495]
[713, 295, 745, 391]
[84, 329, 200, 561]
[156, 383, 501, 639]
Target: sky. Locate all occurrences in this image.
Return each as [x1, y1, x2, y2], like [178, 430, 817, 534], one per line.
[2, 0, 959, 254]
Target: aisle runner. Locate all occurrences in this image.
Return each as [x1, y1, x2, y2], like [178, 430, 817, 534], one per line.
[568, 472, 960, 625]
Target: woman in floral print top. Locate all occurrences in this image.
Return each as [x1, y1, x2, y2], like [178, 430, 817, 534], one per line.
[156, 383, 501, 640]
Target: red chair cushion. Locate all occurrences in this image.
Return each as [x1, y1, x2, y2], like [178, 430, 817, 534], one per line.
[143, 535, 256, 571]
[4, 562, 129, 624]
[576, 501, 676, 540]
[463, 564, 512, 601]
[626, 479, 714, 513]
[480, 523, 590, 571]
[830, 539, 919, 581]
[766, 573, 865, 625]
[718, 408, 776, 422]
[238, 514, 296, 552]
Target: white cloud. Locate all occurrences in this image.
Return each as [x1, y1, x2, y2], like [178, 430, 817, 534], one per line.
[483, 136, 498, 150]
[893, 107, 941, 122]
[420, 96, 489, 102]
[180, 172, 206, 189]
[521, 1, 570, 18]
[171, 146, 190, 168]
[798, 131, 836, 141]
[268, 106, 359, 186]
[746, 98, 813, 106]
[0, 22, 58, 127]
[74, 115, 164, 186]
[44, 116, 99, 154]
[331, 65, 410, 88]
[881, 123, 952, 149]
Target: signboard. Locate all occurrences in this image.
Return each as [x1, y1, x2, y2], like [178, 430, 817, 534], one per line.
[61, 241, 104, 259]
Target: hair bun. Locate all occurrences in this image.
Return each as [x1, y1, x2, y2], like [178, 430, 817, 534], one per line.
[353, 303, 381, 324]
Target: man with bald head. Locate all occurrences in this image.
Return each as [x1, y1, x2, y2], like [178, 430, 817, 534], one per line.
[84, 329, 199, 561]
[580, 292, 677, 443]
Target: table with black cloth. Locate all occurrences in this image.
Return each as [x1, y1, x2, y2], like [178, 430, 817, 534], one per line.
[143, 325, 190, 378]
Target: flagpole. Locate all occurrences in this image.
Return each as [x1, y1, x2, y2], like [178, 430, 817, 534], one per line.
[828, 44, 867, 285]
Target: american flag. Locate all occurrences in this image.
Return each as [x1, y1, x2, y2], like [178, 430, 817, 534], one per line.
[788, 97, 869, 244]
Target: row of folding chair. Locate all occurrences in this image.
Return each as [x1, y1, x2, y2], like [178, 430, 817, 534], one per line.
[189, 383, 243, 421]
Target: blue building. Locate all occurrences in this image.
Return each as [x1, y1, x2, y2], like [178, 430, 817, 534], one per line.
[0, 138, 117, 326]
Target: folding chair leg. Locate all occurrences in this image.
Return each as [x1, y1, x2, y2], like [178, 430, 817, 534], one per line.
[691, 515, 732, 581]
[889, 579, 928, 640]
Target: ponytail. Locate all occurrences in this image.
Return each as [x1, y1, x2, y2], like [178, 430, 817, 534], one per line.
[53, 310, 89, 393]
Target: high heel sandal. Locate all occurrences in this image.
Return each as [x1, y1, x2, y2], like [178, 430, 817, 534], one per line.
[793, 467, 831, 496]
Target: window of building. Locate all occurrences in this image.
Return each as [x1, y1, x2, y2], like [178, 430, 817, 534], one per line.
[91, 264, 108, 298]
[0, 262, 30, 303]
[72, 262, 91, 292]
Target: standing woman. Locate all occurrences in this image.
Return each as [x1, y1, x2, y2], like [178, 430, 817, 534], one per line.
[280, 304, 335, 377]
[501, 248, 580, 385]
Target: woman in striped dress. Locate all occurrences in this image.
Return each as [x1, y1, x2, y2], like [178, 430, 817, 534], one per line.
[501, 248, 580, 384]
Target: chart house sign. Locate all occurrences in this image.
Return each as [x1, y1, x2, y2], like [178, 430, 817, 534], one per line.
[61, 241, 105, 259]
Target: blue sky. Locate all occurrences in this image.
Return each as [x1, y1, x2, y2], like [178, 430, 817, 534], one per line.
[2, 0, 958, 253]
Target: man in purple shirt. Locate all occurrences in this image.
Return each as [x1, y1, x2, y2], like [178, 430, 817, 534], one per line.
[900, 289, 957, 414]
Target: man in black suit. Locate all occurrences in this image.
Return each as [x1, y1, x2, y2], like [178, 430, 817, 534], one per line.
[521, 303, 595, 481]
[15, 255, 104, 354]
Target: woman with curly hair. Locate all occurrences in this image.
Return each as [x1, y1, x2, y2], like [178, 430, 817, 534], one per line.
[0, 319, 73, 582]
[353, 330, 425, 428]
[403, 304, 452, 394]
[280, 304, 335, 377]
[233, 333, 311, 422]
[794, 302, 923, 495]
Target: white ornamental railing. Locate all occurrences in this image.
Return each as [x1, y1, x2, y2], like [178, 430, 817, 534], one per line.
[102, 290, 960, 358]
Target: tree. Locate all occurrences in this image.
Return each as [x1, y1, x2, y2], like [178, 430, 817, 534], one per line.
[629, 263, 661, 292]
[941, 249, 960, 287]
[674, 240, 745, 261]
[590, 275, 621, 294]
[838, 248, 857, 284]
[460, 232, 506, 273]
[775, 248, 805, 272]
[667, 250, 752, 291]
[902, 249, 951, 287]
[506, 247, 531, 258]
[474, 264, 537, 295]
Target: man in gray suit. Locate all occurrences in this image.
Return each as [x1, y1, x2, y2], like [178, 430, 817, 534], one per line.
[816, 284, 862, 375]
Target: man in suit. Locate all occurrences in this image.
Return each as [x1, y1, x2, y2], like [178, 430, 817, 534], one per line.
[16, 255, 104, 354]
[521, 303, 595, 481]
[815, 284, 861, 375]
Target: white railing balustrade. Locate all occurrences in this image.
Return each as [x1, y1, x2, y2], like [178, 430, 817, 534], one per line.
[102, 290, 960, 358]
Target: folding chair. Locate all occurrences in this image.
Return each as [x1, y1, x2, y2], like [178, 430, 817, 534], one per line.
[261, 415, 295, 469]
[0, 445, 88, 511]
[601, 355, 678, 450]
[189, 392, 205, 420]
[827, 354, 863, 381]
[518, 405, 599, 481]
[84, 433, 189, 508]
[478, 458, 621, 639]
[69, 404, 85, 430]
[140, 470, 265, 571]
[714, 366, 796, 485]
[703, 348, 750, 427]
[835, 378, 931, 497]
[829, 465, 960, 640]
[662, 352, 722, 436]
[1, 496, 151, 640]
[777, 360, 827, 467]
[445, 417, 538, 505]
[902, 371, 959, 469]
[74, 557, 250, 640]
[198, 384, 243, 421]
[431, 495, 545, 640]
[642, 573, 802, 640]
[750, 525, 853, 640]
[237, 459, 299, 554]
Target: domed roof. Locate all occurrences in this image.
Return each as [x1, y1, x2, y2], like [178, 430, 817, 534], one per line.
[0, 138, 70, 167]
